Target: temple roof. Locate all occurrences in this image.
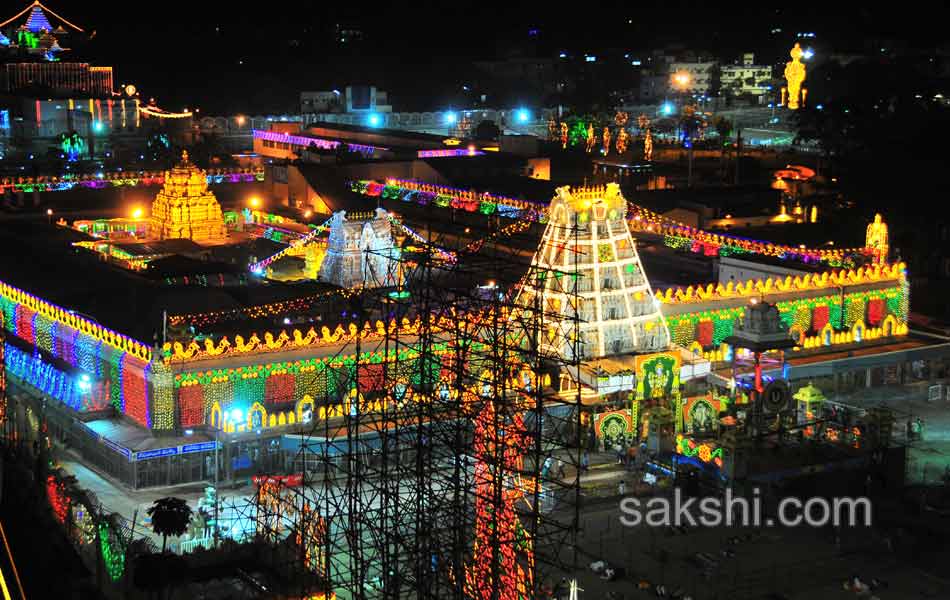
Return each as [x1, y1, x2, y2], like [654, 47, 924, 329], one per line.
[0, 2, 84, 34]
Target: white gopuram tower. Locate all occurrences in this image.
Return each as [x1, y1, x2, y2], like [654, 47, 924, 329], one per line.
[318, 208, 399, 289]
[515, 183, 670, 361]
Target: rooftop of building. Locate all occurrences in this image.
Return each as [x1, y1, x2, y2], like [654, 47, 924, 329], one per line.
[0, 219, 342, 343]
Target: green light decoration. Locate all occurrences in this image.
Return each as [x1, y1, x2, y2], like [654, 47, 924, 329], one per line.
[676, 435, 723, 465]
[98, 522, 125, 581]
[567, 119, 589, 147]
[59, 131, 86, 162]
[17, 30, 38, 49]
[845, 297, 866, 327]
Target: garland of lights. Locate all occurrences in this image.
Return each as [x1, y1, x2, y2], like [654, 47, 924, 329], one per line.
[248, 217, 332, 273]
[656, 263, 905, 305]
[163, 317, 465, 363]
[0, 167, 264, 195]
[354, 178, 869, 266]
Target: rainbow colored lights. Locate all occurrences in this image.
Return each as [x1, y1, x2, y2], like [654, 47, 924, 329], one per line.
[0, 167, 263, 195]
[352, 178, 868, 267]
[417, 148, 485, 158]
[253, 129, 386, 156]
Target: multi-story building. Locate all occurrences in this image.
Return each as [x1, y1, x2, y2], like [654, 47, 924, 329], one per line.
[0, 2, 143, 158]
[720, 53, 773, 101]
[300, 86, 392, 117]
[668, 61, 718, 95]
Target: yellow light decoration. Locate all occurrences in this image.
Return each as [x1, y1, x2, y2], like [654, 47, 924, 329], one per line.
[138, 105, 194, 119]
[615, 127, 629, 154]
[601, 127, 611, 156]
[784, 43, 807, 110]
[149, 151, 226, 242]
[865, 213, 889, 263]
[163, 315, 466, 363]
[655, 262, 906, 305]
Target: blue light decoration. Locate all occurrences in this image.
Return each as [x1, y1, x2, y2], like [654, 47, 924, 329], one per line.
[5, 343, 85, 411]
[367, 113, 382, 127]
[444, 111, 457, 125]
[661, 102, 675, 116]
[93, 121, 104, 133]
[25, 5, 53, 32]
[0, 32, 9, 47]
[516, 108, 530, 123]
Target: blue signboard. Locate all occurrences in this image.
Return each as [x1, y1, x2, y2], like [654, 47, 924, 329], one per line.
[181, 441, 218, 455]
[135, 447, 179, 461]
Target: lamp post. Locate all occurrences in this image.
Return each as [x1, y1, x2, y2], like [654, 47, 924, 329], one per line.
[46, 208, 53, 225]
[672, 71, 695, 187]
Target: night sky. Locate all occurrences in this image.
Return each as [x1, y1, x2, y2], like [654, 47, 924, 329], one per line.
[41, 2, 950, 115]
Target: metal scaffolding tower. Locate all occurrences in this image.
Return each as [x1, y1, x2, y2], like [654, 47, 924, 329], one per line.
[250, 204, 584, 599]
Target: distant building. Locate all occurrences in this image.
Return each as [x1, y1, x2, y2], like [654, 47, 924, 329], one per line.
[668, 61, 718, 95]
[720, 53, 773, 101]
[0, 2, 142, 158]
[300, 91, 343, 114]
[638, 72, 670, 103]
[300, 86, 392, 116]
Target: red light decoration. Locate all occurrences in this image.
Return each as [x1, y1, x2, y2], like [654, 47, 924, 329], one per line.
[465, 401, 534, 600]
[178, 384, 205, 427]
[867, 298, 885, 325]
[812, 304, 830, 332]
[696, 320, 713, 347]
[46, 475, 69, 524]
[264, 373, 295, 406]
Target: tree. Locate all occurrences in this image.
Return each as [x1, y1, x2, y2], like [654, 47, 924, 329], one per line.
[713, 116, 733, 157]
[147, 497, 193, 553]
[473, 120, 500, 140]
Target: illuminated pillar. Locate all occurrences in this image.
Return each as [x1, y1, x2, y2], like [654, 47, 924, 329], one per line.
[754, 352, 763, 393]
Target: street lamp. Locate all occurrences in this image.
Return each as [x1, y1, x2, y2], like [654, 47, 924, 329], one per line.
[46, 208, 53, 225]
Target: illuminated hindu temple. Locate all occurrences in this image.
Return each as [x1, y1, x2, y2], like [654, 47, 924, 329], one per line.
[0, 170, 940, 490]
[148, 151, 227, 242]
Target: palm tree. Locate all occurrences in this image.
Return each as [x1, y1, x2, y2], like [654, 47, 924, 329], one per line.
[147, 497, 193, 553]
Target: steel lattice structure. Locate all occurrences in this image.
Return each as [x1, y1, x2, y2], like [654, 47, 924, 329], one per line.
[246, 205, 584, 600]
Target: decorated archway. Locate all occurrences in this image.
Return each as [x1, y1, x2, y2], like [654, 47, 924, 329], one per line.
[882, 314, 898, 337]
[296, 395, 315, 423]
[210, 402, 222, 429]
[851, 319, 865, 343]
[248, 402, 267, 430]
[820, 322, 834, 346]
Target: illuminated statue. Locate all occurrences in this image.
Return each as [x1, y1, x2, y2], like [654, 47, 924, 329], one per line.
[602, 127, 611, 155]
[149, 151, 226, 242]
[547, 119, 559, 141]
[585, 122, 596, 153]
[644, 129, 653, 161]
[783, 43, 807, 110]
[560, 122, 568, 149]
[615, 127, 629, 154]
[614, 111, 629, 127]
[865, 213, 889, 263]
[637, 114, 650, 133]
